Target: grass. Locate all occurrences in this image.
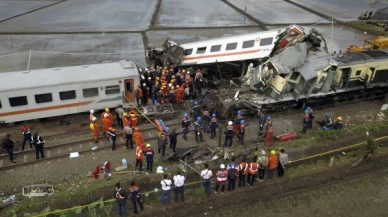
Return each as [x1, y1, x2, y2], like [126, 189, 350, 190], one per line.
[347, 21, 387, 36]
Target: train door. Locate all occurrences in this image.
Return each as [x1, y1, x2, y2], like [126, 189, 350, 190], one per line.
[124, 79, 135, 103]
[340, 67, 351, 88]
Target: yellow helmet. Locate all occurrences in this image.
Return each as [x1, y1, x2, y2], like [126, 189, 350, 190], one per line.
[156, 77, 160, 80]
[146, 143, 151, 148]
[105, 108, 109, 112]
[182, 70, 186, 73]
[164, 66, 167, 70]
[176, 85, 180, 88]
[171, 86, 175, 90]
[123, 113, 128, 117]
[155, 82, 159, 85]
[172, 75, 175, 79]
[337, 116, 342, 121]
[271, 150, 276, 156]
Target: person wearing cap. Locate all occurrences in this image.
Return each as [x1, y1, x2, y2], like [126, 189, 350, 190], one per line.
[175, 85, 183, 104]
[257, 150, 269, 182]
[317, 114, 332, 127]
[160, 174, 172, 206]
[153, 81, 160, 103]
[122, 113, 129, 132]
[194, 117, 203, 143]
[2, 134, 15, 163]
[142, 83, 149, 105]
[224, 121, 235, 147]
[278, 148, 289, 177]
[115, 105, 125, 127]
[124, 123, 133, 149]
[108, 127, 117, 151]
[237, 120, 246, 145]
[191, 101, 201, 119]
[31, 131, 45, 159]
[135, 144, 145, 171]
[173, 171, 186, 202]
[323, 116, 343, 130]
[210, 113, 219, 139]
[145, 144, 154, 173]
[133, 127, 144, 147]
[129, 180, 144, 214]
[200, 163, 213, 196]
[302, 112, 310, 134]
[238, 158, 248, 187]
[181, 113, 191, 141]
[215, 164, 228, 194]
[135, 84, 143, 106]
[101, 108, 113, 125]
[89, 110, 95, 123]
[114, 182, 128, 217]
[169, 85, 176, 104]
[90, 117, 99, 143]
[264, 116, 273, 138]
[268, 150, 278, 179]
[102, 113, 112, 140]
[306, 107, 314, 129]
[21, 122, 33, 151]
[202, 110, 211, 133]
[168, 128, 180, 152]
[129, 108, 139, 127]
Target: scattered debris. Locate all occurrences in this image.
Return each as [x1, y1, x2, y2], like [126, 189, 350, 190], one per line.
[69, 152, 80, 158]
[156, 166, 164, 174]
[91, 146, 98, 151]
[0, 195, 15, 208]
[22, 185, 54, 197]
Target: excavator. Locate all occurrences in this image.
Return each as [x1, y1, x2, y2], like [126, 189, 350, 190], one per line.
[346, 36, 388, 53]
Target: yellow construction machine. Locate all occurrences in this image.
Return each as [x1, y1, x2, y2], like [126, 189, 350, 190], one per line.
[346, 36, 388, 53]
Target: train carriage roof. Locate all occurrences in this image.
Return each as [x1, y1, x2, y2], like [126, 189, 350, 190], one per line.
[334, 50, 388, 66]
[0, 60, 138, 92]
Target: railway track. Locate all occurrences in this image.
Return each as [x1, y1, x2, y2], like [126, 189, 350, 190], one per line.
[0, 121, 182, 170]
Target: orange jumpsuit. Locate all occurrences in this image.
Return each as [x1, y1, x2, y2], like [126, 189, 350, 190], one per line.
[175, 87, 183, 104]
[101, 112, 113, 125]
[101, 117, 111, 139]
[122, 117, 129, 137]
[129, 111, 138, 127]
[133, 131, 144, 147]
[90, 122, 99, 142]
[136, 146, 144, 161]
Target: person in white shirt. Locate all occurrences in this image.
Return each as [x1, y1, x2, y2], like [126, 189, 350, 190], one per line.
[200, 163, 213, 196]
[160, 174, 172, 206]
[173, 171, 186, 202]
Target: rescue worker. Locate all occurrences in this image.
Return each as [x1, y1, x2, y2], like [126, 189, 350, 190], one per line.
[142, 83, 149, 104]
[89, 110, 95, 123]
[215, 164, 228, 194]
[181, 113, 190, 141]
[238, 158, 248, 187]
[153, 81, 160, 103]
[2, 134, 15, 163]
[122, 113, 129, 129]
[168, 128, 179, 152]
[210, 113, 219, 139]
[257, 150, 268, 182]
[202, 110, 211, 133]
[237, 120, 245, 145]
[114, 182, 128, 217]
[145, 144, 154, 173]
[317, 114, 332, 127]
[224, 121, 234, 147]
[129, 108, 138, 127]
[124, 123, 133, 149]
[129, 181, 144, 214]
[191, 101, 201, 119]
[268, 150, 278, 179]
[175, 85, 184, 104]
[90, 117, 99, 143]
[324, 116, 343, 130]
[302, 113, 310, 134]
[234, 110, 243, 136]
[169, 85, 176, 104]
[108, 127, 117, 151]
[195, 69, 203, 95]
[258, 110, 266, 136]
[21, 122, 33, 151]
[227, 157, 239, 191]
[115, 105, 125, 127]
[306, 107, 314, 129]
[158, 132, 168, 157]
[135, 84, 143, 106]
[101, 108, 113, 126]
[102, 113, 111, 140]
[278, 148, 289, 177]
[31, 132, 45, 159]
[264, 116, 273, 137]
[194, 117, 203, 143]
[247, 157, 258, 186]
[133, 127, 144, 147]
[135, 143, 145, 171]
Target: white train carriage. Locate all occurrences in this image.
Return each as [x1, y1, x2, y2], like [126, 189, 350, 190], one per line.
[0, 60, 140, 123]
[179, 25, 305, 66]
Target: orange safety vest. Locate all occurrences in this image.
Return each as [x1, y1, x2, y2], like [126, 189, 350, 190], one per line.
[136, 146, 143, 160]
[239, 162, 248, 175]
[129, 112, 138, 121]
[248, 162, 258, 175]
[21, 125, 31, 134]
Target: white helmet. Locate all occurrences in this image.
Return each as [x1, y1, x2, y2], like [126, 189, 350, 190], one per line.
[90, 110, 95, 114]
[261, 150, 266, 156]
[104, 113, 109, 118]
[92, 117, 97, 121]
[220, 164, 225, 169]
[187, 71, 190, 74]
[228, 121, 233, 125]
[143, 83, 146, 86]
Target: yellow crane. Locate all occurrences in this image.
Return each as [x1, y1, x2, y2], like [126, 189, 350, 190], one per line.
[346, 36, 388, 53]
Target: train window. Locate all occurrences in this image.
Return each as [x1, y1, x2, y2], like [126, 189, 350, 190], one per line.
[60, 90, 76, 100]
[210, 45, 222, 52]
[242, 40, 255, 49]
[260, 37, 273, 46]
[9, 96, 28, 107]
[126, 82, 132, 92]
[226, 42, 238, 51]
[355, 70, 362, 76]
[185, 49, 193, 55]
[35, 93, 53, 104]
[196, 47, 207, 54]
[105, 85, 120, 95]
[83, 87, 99, 98]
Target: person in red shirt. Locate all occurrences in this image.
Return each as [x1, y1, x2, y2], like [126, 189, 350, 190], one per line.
[268, 150, 278, 179]
[215, 164, 228, 194]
